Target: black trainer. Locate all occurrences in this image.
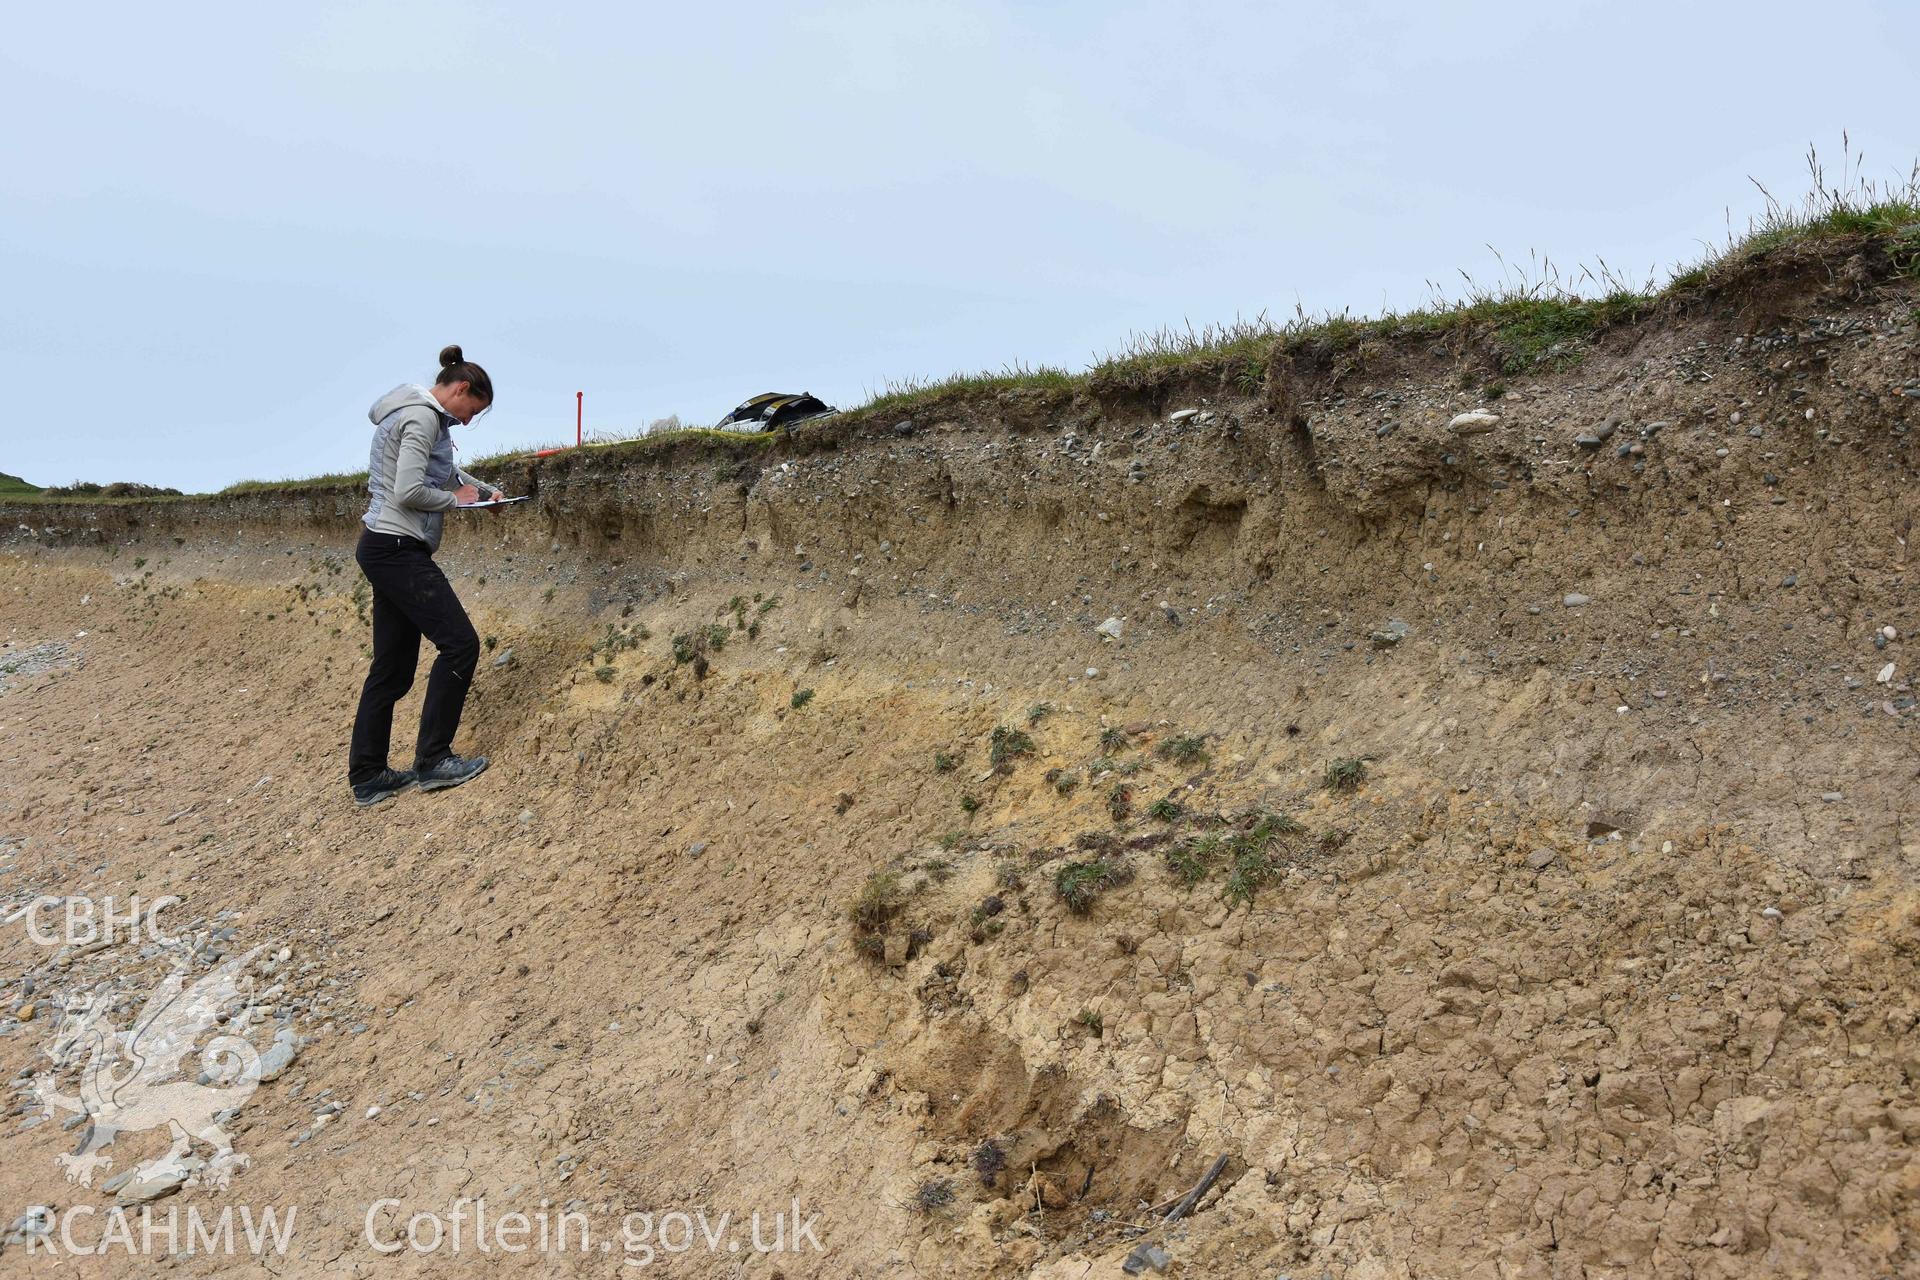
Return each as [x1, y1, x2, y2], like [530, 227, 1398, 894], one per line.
[351, 768, 416, 808]
[415, 753, 489, 792]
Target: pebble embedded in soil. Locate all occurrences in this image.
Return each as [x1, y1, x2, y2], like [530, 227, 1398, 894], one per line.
[1575, 415, 1620, 448]
[115, 1162, 194, 1204]
[1369, 620, 1411, 648]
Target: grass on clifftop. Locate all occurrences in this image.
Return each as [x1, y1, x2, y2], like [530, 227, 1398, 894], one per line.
[1671, 144, 1920, 287]
[858, 141, 1920, 406]
[220, 470, 368, 495]
[209, 428, 778, 494]
[859, 362, 1077, 420]
[0, 472, 41, 497]
[472, 426, 781, 468]
[19, 144, 1917, 501]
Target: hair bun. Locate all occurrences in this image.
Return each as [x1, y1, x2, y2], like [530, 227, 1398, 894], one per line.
[438, 344, 464, 368]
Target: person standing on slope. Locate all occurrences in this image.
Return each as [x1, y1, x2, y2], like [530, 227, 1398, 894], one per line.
[347, 344, 504, 807]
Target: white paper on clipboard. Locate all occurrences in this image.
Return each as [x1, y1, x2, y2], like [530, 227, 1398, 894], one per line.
[455, 495, 532, 509]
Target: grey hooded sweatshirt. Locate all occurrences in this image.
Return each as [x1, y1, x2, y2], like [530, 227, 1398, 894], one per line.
[361, 385, 497, 553]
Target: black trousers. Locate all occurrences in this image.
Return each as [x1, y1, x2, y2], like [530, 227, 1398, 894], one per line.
[348, 529, 480, 783]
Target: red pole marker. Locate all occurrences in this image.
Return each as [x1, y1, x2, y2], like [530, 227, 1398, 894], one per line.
[536, 391, 587, 457]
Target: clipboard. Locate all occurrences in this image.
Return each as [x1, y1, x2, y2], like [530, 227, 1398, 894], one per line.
[455, 495, 532, 509]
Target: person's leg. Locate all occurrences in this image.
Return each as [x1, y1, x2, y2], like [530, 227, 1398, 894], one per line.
[348, 539, 424, 785]
[400, 555, 481, 769]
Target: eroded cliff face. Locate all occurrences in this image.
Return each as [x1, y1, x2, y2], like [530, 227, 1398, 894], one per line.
[0, 242, 1915, 1277]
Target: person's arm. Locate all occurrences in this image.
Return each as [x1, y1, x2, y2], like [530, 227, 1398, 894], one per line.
[454, 466, 504, 500]
[394, 415, 460, 512]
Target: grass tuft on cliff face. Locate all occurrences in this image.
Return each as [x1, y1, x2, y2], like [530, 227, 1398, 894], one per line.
[1055, 857, 1133, 913]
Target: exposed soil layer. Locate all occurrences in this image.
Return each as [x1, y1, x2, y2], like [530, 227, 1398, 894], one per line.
[1, 240, 1916, 1277]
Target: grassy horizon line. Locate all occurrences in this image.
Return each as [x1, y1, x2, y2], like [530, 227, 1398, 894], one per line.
[12, 143, 1917, 503]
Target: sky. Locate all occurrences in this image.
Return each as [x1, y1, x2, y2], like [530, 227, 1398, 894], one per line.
[3, 1, 1916, 492]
